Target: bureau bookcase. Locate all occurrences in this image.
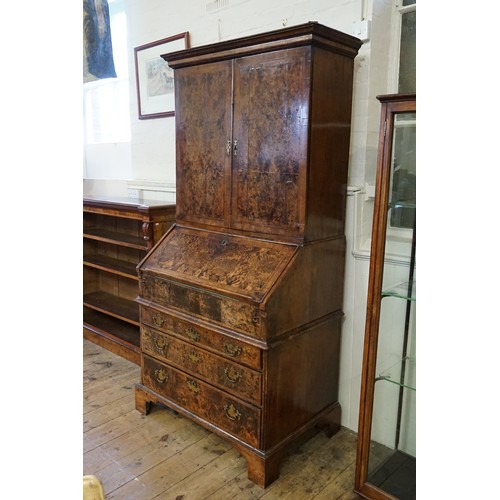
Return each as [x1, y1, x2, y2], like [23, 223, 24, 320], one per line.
[135, 22, 361, 487]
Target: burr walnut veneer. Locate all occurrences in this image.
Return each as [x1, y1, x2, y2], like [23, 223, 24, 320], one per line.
[135, 22, 361, 487]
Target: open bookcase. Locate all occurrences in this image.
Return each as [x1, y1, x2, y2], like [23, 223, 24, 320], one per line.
[83, 196, 175, 364]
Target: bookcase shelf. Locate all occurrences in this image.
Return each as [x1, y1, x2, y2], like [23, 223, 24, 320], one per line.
[83, 196, 175, 364]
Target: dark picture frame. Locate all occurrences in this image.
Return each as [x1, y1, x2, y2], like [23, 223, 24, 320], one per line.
[134, 32, 189, 119]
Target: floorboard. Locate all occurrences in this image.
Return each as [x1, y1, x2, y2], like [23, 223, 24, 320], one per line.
[83, 339, 363, 499]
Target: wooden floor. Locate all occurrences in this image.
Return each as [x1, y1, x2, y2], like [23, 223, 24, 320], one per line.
[83, 339, 362, 500]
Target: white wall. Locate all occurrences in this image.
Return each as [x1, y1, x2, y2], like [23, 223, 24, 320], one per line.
[83, 0, 407, 436]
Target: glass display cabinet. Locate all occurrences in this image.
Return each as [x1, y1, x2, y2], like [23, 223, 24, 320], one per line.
[355, 94, 416, 500]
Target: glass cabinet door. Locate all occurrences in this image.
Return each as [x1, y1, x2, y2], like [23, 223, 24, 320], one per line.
[355, 94, 416, 500]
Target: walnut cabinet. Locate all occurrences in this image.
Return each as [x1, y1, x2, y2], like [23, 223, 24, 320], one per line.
[83, 196, 175, 364]
[135, 23, 361, 487]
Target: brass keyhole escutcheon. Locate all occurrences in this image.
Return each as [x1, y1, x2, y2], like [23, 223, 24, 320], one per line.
[188, 350, 202, 364]
[187, 379, 201, 394]
[186, 327, 200, 342]
[153, 313, 165, 327]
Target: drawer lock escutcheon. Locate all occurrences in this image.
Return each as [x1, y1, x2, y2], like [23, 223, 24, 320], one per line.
[252, 311, 259, 324]
[187, 379, 201, 394]
[153, 313, 165, 327]
[223, 343, 242, 357]
[188, 350, 202, 364]
[186, 327, 201, 342]
[224, 366, 243, 384]
[224, 403, 242, 421]
[154, 369, 168, 384]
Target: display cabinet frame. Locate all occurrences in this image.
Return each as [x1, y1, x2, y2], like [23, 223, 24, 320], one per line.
[355, 93, 416, 500]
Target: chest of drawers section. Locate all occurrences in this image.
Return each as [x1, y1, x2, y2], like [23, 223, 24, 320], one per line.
[136, 299, 264, 444]
[135, 225, 345, 487]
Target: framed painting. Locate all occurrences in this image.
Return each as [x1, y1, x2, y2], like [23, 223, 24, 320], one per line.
[134, 32, 189, 119]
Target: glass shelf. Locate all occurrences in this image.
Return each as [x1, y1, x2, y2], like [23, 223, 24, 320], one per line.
[376, 356, 416, 391]
[382, 280, 415, 301]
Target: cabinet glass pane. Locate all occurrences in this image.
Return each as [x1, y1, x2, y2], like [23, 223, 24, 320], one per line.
[389, 112, 416, 229]
[398, 9, 416, 94]
[367, 108, 416, 499]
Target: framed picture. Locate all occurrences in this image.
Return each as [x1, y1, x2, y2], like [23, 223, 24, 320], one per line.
[134, 32, 189, 119]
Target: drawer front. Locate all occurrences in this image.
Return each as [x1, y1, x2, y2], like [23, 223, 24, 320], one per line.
[142, 325, 262, 405]
[142, 354, 260, 448]
[140, 305, 261, 369]
[140, 274, 261, 337]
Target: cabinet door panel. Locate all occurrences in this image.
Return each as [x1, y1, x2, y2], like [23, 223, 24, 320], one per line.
[175, 61, 232, 227]
[231, 47, 310, 236]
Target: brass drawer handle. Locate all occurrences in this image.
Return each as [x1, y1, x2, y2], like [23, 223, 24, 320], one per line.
[153, 313, 165, 327]
[187, 379, 201, 394]
[154, 336, 169, 355]
[188, 350, 202, 364]
[252, 311, 259, 324]
[154, 369, 168, 384]
[186, 327, 201, 342]
[224, 403, 241, 421]
[223, 343, 242, 357]
[224, 366, 242, 384]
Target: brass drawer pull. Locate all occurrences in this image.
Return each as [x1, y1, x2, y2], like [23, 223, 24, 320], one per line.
[153, 313, 165, 327]
[187, 379, 201, 394]
[186, 327, 201, 342]
[224, 403, 241, 421]
[223, 343, 242, 357]
[188, 350, 202, 364]
[154, 369, 168, 384]
[252, 311, 259, 324]
[154, 336, 169, 355]
[224, 366, 243, 384]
